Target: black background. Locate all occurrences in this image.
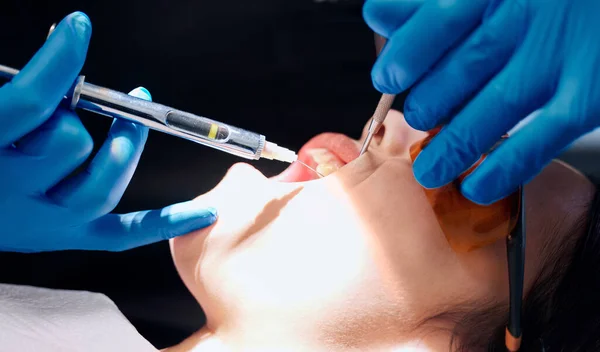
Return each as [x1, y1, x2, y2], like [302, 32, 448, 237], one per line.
[0, 0, 402, 348]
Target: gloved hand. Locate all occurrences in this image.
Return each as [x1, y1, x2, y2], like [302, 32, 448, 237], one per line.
[0, 12, 217, 252]
[364, 0, 600, 204]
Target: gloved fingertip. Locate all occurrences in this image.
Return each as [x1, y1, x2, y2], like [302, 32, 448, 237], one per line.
[70, 11, 90, 23]
[362, 0, 380, 30]
[460, 183, 495, 206]
[207, 206, 218, 217]
[362, 0, 422, 38]
[460, 169, 506, 205]
[162, 204, 218, 239]
[120, 87, 151, 140]
[362, 0, 400, 38]
[109, 118, 148, 145]
[65, 11, 92, 42]
[403, 97, 429, 131]
[412, 153, 443, 189]
[370, 46, 404, 92]
[128, 87, 152, 101]
[177, 207, 218, 235]
[371, 65, 401, 95]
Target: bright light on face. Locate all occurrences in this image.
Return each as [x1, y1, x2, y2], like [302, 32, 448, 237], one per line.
[167, 110, 595, 352]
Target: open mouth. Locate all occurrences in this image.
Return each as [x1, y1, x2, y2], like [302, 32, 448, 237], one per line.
[275, 133, 360, 182]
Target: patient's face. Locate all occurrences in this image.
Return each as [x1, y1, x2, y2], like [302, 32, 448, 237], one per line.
[170, 111, 594, 350]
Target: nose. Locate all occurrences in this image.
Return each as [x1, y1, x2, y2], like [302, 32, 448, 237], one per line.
[359, 110, 428, 157]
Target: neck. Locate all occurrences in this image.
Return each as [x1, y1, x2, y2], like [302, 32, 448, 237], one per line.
[162, 325, 455, 352]
[161, 326, 228, 352]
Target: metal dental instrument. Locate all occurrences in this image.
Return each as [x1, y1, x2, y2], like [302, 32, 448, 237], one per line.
[359, 93, 396, 155]
[0, 64, 297, 163]
[359, 34, 396, 156]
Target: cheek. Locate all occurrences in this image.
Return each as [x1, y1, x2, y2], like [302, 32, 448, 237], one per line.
[346, 162, 484, 312]
[357, 191, 464, 312]
[213, 192, 378, 317]
[353, 161, 454, 273]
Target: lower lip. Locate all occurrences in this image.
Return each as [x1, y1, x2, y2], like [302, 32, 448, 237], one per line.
[275, 133, 360, 182]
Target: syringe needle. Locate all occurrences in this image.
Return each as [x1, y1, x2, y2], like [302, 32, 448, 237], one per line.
[295, 160, 325, 178]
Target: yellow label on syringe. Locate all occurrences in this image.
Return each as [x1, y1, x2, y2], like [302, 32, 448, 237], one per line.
[208, 124, 219, 139]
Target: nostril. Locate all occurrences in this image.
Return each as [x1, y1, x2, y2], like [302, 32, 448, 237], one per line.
[373, 124, 386, 144]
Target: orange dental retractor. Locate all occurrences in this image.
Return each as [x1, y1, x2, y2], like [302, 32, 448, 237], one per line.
[409, 128, 521, 252]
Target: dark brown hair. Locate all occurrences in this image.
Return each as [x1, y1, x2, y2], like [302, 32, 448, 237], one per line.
[451, 186, 600, 351]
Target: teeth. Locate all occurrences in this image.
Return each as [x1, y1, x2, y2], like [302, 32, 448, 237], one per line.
[316, 163, 340, 176]
[306, 148, 344, 177]
[306, 148, 337, 164]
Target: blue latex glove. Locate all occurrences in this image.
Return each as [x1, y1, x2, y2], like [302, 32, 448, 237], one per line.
[364, 0, 600, 204]
[0, 12, 217, 252]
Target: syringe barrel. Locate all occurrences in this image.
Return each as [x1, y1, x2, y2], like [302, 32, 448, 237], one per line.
[0, 64, 268, 160]
[75, 80, 266, 160]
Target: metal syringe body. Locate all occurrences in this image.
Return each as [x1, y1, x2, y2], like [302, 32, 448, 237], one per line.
[0, 65, 296, 163]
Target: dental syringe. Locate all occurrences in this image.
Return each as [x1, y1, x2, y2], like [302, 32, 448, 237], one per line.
[0, 65, 298, 164]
